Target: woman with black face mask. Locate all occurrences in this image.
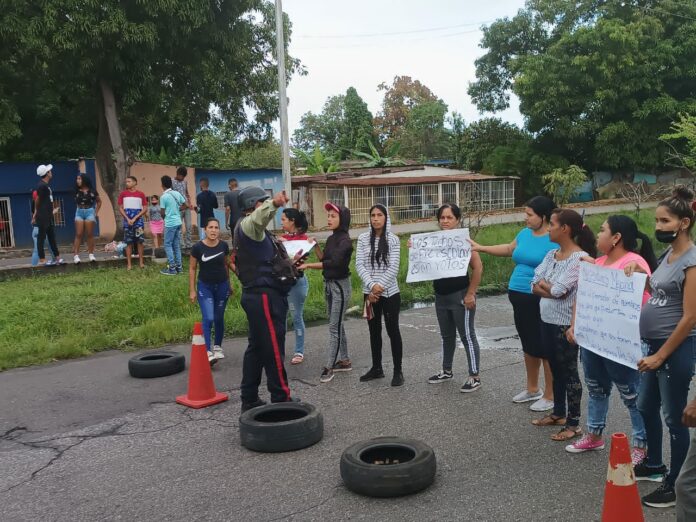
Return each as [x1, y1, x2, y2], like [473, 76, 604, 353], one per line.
[624, 186, 696, 509]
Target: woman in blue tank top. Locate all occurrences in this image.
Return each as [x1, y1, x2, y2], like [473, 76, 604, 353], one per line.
[469, 196, 557, 412]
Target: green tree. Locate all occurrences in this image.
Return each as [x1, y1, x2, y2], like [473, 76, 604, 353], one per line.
[339, 87, 375, 155]
[459, 118, 530, 171]
[351, 141, 405, 168]
[469, 0, 696, 171]
[398, 100, 450, 160]
[375, 76, 438, 146]
[542, 165, 587, 206]
[0, 1, 302, 230]
[661, 113, 696, 171]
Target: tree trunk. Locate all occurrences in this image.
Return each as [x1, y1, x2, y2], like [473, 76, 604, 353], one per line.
[97, 79, 130, 239]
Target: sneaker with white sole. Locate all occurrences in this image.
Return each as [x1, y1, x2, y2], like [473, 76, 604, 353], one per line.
[89, 253, 97, 262]
[565, 434, 605, 453]
[460, 377, 481, 393]
[56, 258, 65, 265]
[530, 398, 554, 412]
[332, 360, 352, 372]
[428, 370, 453, 383]
[212, 345, 225, 360]
[207, 351, 218, 366]
[634, 462, 667, 482]
[74, 254, 81, 264]
[320, 367, 334, 383]
[513, 389, 543, 403]
[642, 483, 676, 508]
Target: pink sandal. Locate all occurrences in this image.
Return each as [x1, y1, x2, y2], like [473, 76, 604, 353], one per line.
[291, 353, 304, 365]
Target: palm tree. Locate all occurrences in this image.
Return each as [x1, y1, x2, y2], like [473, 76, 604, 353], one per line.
[351, 141, 405, 168]
[293, 146, 339, 175]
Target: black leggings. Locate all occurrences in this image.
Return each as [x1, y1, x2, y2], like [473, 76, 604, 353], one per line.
[366, 293, 403, 371]
[36, 221, 59, 260]
[508, 290, 546, 358]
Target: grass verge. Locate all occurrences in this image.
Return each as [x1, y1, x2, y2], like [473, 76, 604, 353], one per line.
[0, 209, 659, 370]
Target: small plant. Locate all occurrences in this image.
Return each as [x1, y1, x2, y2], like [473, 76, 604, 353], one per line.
[351, 141, 405, 168]
[293, 146, 339, 175]
[542, 165, 587, 206]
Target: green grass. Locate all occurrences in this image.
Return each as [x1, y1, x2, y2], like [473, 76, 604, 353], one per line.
[0, 209, 660, 370]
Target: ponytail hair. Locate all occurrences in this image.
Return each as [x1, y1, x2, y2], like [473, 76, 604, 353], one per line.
[525, 195, 556, 223]
[552, 208, 597, 257]
[606, 215, 658, 272]
[659, 185, 695, 230]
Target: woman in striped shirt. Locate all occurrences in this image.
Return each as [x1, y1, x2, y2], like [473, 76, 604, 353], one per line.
[531, 209, 596, 441]
[356, 204, 404, 386]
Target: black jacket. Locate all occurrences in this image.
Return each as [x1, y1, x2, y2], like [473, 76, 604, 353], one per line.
[322, 205, 352, 280]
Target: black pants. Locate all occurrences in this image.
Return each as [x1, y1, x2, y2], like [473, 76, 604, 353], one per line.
[36, 220, 59, 260]
[508, 290, 546, 358]
[541, 322, 582, 428]
[367, 293, 403, 371]
[240, 289, 292, 404]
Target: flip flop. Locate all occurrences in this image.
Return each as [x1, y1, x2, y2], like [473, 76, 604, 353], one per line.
[551, 427, 582, 441]
[532, 414, 566, 427]
[291, 354, 304, 365]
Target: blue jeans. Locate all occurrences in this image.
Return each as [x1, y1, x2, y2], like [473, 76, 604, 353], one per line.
[75, 207, 96, 222]
[287, 276, 309, 355]
[581, 347, 646, 448]
[638, 337, 695, 486]
[197, 279, 230, 351]
[163, 225, 182, 269]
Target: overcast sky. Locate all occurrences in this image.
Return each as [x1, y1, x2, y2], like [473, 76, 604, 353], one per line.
[283, 0, 527, 135]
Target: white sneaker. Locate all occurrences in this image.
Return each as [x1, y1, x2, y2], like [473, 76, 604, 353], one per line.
[73, 254, 81, 264]
[213, 345, 225, 360]
[89, 253, 97, 262]
[512, 389, 543, 403]
[207, 351, 218, 365]
[530, 398, 554, 412]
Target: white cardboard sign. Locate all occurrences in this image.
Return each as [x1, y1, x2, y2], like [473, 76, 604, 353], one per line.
[282, 240, 315, 258]
[574, 262, 647, 369]
[406, 228, 472, 283]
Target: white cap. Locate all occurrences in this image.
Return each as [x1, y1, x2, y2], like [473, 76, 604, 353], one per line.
[36, 164, 53, 177]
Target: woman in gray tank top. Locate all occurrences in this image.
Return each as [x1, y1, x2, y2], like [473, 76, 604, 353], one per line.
[624, 187, 696, 509]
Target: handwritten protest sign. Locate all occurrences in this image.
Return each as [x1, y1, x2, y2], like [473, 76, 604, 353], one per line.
[283, 240, 315, 258]
[574, 262, 647, 369]
[406, 228, 471, 283]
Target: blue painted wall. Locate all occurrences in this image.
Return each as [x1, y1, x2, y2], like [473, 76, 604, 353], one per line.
[0, 160, 99, 247]
[194, 168, 284, 228]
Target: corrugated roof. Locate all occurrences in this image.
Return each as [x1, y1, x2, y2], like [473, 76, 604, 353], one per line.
[313, 173, 515, 186]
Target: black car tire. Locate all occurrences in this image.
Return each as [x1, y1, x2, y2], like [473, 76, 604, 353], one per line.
[239, 402, 323, 453]
[128, 351, 186, 379]
[340, 437, 436, 497]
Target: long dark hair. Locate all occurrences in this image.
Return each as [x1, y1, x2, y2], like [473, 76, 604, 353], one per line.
[75, 174, 93, 193]
[606, 215, 658, 272]
[369, 204, 389, 268]
[659, 185, 695, 231]
[526, 196, 556, 223]
[282, 208, 308, 233]
[552, 209, 597, 257]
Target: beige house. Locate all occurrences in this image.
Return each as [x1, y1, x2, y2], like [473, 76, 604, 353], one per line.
[293, 166, 518, 228]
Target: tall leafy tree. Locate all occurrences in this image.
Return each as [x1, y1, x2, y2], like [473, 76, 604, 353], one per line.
[0, 1, 302, 229]
[469, 0, 696, 170]
[398, 100, 450, 160]
[459, 118, 530, 171]
[375, 76, 438, 145]
[340, 87, 375, 155]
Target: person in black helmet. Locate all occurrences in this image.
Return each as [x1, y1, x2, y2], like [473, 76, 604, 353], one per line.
[233, 187, 299, 411]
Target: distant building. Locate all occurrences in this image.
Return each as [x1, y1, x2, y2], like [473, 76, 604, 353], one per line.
[293, 166, 519, 228]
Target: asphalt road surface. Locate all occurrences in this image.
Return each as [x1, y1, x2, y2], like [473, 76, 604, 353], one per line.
[0, 295, 678, 521]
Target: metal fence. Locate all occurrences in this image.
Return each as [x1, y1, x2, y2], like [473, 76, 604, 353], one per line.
[310, 179, 516, 227]
[0, 197, 14, 248]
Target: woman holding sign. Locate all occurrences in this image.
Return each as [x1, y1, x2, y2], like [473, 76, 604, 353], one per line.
[423, 203, 484, 393]
[279, 209, 313, 365]
[356, 204, 404, 386]
[530, 209, 596, 441]
[469, 196, 557, 412]
[565, 215, 656, 463]
[623, 187, 696, 509]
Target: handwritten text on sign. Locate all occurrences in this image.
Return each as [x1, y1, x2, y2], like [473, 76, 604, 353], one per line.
[406, 228, 471, 283]
[575, 262, 647, 369]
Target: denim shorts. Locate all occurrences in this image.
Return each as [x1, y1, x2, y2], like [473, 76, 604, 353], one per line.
[75, 207, 96, 222]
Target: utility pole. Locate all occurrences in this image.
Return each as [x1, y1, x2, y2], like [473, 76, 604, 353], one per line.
[275, 0, 292, 203]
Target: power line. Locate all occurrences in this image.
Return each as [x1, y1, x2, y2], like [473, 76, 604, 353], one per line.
[296, 20, 493, 39]
[641, 4, 696, 22]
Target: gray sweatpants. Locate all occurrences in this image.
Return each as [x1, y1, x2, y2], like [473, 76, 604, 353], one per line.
[325, 278, 351, 368]
[676, 429, 696, 521]
[435, 305, 480, 376]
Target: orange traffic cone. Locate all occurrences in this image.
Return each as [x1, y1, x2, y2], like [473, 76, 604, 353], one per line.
[602, 433, 644, 522]
[176, 322, 228, 408]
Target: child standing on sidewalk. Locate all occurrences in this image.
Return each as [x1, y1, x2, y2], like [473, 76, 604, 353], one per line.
[300, 202, 353, 383]
[148, 195, 164, 250]
[117, 176, 148, 270]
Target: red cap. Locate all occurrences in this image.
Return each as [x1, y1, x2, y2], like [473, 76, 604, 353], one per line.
[324, 202, 340, 214]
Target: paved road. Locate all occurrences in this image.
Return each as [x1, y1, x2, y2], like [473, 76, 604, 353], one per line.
[0, 295, 676, 521]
